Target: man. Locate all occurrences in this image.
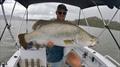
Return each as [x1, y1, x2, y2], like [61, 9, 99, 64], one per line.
[18, 4, 82, 67]
[46, 4, 82, 67]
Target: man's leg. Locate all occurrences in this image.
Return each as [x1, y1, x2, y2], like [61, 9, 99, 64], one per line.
[66, 51, 82, 67]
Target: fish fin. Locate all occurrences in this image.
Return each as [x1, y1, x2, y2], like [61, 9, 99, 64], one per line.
[18, 33, 28, 49]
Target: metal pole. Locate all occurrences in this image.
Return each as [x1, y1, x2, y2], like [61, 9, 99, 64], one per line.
[0, 4, 15, 41]
[78, 8, 81, 25]
[91, 0, 120, 50]
[26, 9, 28, 33]
[105, 26, 120, 50]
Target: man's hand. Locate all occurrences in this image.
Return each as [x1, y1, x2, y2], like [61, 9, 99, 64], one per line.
[47, 40, 54, 48]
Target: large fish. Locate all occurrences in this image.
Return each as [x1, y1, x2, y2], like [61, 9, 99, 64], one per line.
[25, 20, 97, 47]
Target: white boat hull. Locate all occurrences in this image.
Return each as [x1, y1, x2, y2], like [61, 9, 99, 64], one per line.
[0, 46, 118, 67]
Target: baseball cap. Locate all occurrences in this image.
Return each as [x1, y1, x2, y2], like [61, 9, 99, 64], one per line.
[57, 4, 68, 11]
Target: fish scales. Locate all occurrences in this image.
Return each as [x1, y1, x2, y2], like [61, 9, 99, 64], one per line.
[25, 20, 97, 47]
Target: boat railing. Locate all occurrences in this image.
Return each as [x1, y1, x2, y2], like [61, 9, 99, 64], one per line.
[0, 50, 20, 67]
[105, 55, 120, 67]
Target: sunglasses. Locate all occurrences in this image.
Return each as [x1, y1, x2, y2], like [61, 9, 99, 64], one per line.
[58, 11, 67, 15]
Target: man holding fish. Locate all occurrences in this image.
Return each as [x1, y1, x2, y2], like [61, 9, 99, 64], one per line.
[19, 4, 97, 67]
[45, 4, 82, 67]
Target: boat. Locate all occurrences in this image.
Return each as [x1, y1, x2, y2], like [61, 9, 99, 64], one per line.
[0, 0, 120, 67]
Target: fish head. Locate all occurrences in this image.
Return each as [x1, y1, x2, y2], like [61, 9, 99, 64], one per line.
[87, 36, 97, 47]
[75, 33, 97, 47]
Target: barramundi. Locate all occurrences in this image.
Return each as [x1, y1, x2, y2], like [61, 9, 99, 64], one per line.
[24, 20, 97, 47]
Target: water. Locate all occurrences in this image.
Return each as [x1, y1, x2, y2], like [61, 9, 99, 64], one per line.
[0, 20, 120, 65]
[80, 26, 120, 63]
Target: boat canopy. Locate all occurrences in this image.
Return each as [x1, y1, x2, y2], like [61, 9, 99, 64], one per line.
[15, 0, 120, 9]
[0, 0, 5, 4]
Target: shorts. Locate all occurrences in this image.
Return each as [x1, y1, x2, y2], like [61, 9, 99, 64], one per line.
[46, 45, 64, 63]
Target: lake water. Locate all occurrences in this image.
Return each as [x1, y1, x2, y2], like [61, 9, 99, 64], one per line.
[80, 26, 120, 63]
[0, 20, 120, 65]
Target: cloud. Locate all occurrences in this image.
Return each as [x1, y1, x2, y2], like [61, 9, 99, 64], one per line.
[4, 0, 14, 3]
[28, 3, 55, 15]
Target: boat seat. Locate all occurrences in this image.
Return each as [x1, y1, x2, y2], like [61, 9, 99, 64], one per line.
[19, 58, 42, 67]
[18, 48, 72, 67]
[19, 48, 47, 67]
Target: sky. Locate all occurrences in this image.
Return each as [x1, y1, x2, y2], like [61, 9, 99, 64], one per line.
[0, 0, 120, 22]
